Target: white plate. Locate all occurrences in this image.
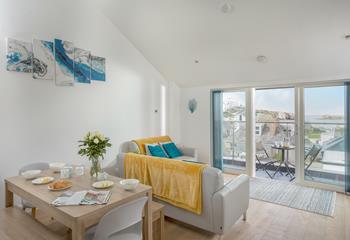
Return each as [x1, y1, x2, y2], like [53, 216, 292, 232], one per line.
[32, 176, 54, 185]
[21, 170, 42, 180]
[92, 180, 114, 189]
[49, 162, 66, 172]
[119, 179, 139, 191]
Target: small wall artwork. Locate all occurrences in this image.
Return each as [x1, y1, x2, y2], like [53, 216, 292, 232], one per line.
[33, 39, 55, 80]
[91, 56, 106, 81]
[55, 39, 74, 86]
[188, 98, 197, 113]
[6, 38, 33, 73]
[74, 48, 91, 84]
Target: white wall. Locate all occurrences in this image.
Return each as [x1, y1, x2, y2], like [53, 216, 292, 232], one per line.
[0, 0, 180, 207]
[180, 87, 211, 163]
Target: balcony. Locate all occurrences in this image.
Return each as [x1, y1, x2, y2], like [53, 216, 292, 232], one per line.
[222, 120, 345, 186]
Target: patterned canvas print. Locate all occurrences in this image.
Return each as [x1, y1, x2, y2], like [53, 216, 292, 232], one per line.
[6, 38, 33, 73]
[33, 39, 55, 80]
[74, 48, 91, 84]
[55, 39, 74, 86]
[91, 56, 106, 81]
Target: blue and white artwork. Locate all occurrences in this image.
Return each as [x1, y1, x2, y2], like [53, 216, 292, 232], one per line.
[55, 39, 74, 86]
[6, 38, 33, 73]
[91, 55, 106, 81]
[74, 48, 91, 84]
[33, 39, 55, 80]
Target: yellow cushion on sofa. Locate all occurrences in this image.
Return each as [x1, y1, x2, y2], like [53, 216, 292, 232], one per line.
[132, 136, 172, 155]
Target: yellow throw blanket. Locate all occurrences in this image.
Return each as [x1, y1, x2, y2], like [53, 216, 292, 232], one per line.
[124, 153, 206, 214]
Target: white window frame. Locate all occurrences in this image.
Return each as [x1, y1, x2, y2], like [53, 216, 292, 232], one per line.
[216, 79, 347, 192]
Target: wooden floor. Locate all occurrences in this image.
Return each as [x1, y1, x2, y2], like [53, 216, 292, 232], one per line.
[36, 192, 350, 240]
[164, 193, 350, 240]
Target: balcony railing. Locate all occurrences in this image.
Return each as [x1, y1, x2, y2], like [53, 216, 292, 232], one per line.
[222, 120, 345, 185]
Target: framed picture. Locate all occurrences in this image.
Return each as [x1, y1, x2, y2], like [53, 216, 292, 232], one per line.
[74, 48, 91, 84]
[91, 55, 105, 81]
[6, 38, 33, 73]
[33, 39, 55, 80]
[55, 39, 74, 86]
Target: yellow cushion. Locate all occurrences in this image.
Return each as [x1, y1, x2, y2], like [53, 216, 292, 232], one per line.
[132, 136, 172, 155]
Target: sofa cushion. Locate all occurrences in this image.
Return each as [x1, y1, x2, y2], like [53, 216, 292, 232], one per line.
[144, 143, 158, 156]
[161, 142, 183, 158]
[147, 144, 168, 158]
[128, 141, 140, 153]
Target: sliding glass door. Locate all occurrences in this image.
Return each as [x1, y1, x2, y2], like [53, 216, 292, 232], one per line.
[222, 91, 246, 170]
[303, 86, 345, 187]
[255, 88, 296, 180]
[212, 83, 348, 191]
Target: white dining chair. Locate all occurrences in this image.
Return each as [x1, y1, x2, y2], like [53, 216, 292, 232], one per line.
[85, 197, 148, 240]
[18, 162, 50, 217]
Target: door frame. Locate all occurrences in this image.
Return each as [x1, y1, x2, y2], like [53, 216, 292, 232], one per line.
[215, 79, 347, 192]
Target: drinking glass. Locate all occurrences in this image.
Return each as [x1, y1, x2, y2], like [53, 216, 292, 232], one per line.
[75, 165, 85, 176]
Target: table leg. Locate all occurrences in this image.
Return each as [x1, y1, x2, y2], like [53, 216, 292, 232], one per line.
[71, 220, 85, 240]
[144, 190, 153, 240]
[160, 211, 164, 240]
[5, 182, 13, 208]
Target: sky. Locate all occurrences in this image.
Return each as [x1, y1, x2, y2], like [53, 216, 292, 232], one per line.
[223, 86, 345, 116]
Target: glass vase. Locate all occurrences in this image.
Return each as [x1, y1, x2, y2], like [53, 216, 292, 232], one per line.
[90, 157, 101, 180]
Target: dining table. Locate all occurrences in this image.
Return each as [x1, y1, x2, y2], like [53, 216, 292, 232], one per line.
[5, 169, 153, 240]
[271, 144, 296, 181]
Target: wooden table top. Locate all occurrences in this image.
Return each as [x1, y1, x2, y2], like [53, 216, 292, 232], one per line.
[5, 170, 151, 219]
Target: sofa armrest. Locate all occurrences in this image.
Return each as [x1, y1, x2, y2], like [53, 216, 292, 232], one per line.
[177, 146, 198, 159]
[102, 159, 117, 176]
[212, 174, 249, 234]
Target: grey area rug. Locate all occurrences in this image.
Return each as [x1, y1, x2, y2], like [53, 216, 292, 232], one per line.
[250, 177, 336, 216]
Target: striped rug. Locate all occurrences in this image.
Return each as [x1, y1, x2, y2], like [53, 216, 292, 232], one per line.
[250, 177, 336, 216]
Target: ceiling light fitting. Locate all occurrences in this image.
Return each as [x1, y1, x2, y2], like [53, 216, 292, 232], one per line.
[220, 1, 234, 14]
[256, 55, 268, 63]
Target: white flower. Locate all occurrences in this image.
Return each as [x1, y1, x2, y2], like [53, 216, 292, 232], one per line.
[98, 134, 106, 141]
[93, 138, 99, 144]
[89, 133, 94, 140]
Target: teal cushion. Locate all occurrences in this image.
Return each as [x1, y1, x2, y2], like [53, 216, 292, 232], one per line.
[147, 144, 168, 158]
[162, 142, 183, 158]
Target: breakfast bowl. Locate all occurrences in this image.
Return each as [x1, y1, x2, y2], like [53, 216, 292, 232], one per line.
[49, 162, 66, 172]
[119, 179, 139, 191]
[21, 170, 42, 180]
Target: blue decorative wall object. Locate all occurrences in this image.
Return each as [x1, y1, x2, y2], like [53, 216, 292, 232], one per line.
[91, 55, 106, 81]
[74, 48, 91, 84]
[6, 37, 107, 86]
[188, 98, 197, 113]
[6, 38, 33, 73]
[33, 39, 55, 80]
[54, 39, 74, 86]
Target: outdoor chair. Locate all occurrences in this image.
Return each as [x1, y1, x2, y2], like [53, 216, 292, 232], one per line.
[256, 147, 282, 179]
[304, 144, 322, 179]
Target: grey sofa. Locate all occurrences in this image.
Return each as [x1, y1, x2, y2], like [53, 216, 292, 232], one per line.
[103, 141, 249, 236]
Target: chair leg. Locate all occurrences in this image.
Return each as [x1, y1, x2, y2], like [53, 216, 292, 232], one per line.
[31, 208, 36, 218]
[243, 211, 247, 221]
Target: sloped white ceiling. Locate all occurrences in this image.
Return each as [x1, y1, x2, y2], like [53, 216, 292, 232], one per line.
[95, 0, 350, 87]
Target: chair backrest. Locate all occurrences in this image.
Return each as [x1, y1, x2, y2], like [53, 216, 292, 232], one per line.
[93, 197, 148, 240]
[19, 162, 50, 175]
[305, 145, 322, 169]
[256, 146, 270, 160]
